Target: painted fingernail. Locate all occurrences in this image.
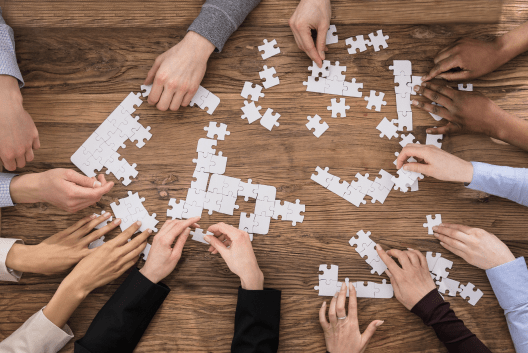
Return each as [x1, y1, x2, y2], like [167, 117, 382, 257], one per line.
[413, 85, 420, 92]
[136, 221, 142, 226]
[411, 100, 419, 106]
[93, 181, 102, 188]
[204, 235, 210, 242]
[376, 320, 384, 327]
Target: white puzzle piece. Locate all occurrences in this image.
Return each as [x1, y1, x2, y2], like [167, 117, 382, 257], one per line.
[182, 202, 203, 219]
[256, 184, 276, 202]
[241, 100, 262, 123]
[252, 214, 271, 235]
[324, 77, 345, 95]
[186, 188, 207, 207]
[208, 173, 226, 194]
[303, 76, 328, 93]
[346, 35, 370, 54]
[238, 179, 259, 201]
[342, 79, 363, 98]
[394, 75, 412, 95]
[241, 82, 265, 101]
[315, 279, 342, 296]
[458, 83, 473, 91]
[327, 98, 350, 117]
[218, 194, 239, 215]
[396, 92, 412, 113]
[222, 176, 241, 198]
[272, 200, 292, 220]
[121, 92, 143, 114]
[374, 279, 394, 298]
[203, 191, 223, 215]
[436, 277, 461, 297]
[167, 199, 185, 219]
[306, 115, 329, 138]
[367, 30, 389, 51]
[343, 186, 367, 207]
[426, 252, 441, 272]
[432, 256, 453, 280]
[389, 60, 412, 76]
[399, 133, 416, 147]
[255, 199, 275, 217]
[196, 138, 217, 155]
[308, 60, 330, 77]
[365, 90, 387, 111]
[351, 173, 373, 194]
[260, 108, 281, 131]
[191, 171, 210, 192]
[193, 152, 213, 173]
[366, 181, 391, 204]
[423, 214, 442, 234]
[284, 199, 305, 226]
[204, 122, 230, 140]
[191, 228, 214, 244]
[426, 132, 443, 149]
[393, 111, 413, 132]
[459, 282, 483, 306]
[374, 169, 395, 191]
[89, 236, 105, 249]
[140, 84, 152, 97]
[327, 176, 350, 197]
[258, 39, 280, 60]
[376, 117, 399, 139]
[326, 25, 338, 45]
[239, 212, 257, 233]
[409, 76, 423, 95]
[327, 61, 346, 81]
[319, 264, 339, 282]
[311, 166, 334, 188]
[210, 152, 227, 175]
[259, 65, 280, 89]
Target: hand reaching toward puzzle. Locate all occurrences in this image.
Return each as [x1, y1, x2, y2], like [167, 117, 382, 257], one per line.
[5, 212, 119, 275]
[289, 0, 331, 68]
[42, 220, 149, 329]
[432, 223, 516, 270]
[139, 217, 200, 284]
[0, 75, 40, 171]
[144, 31, 215, 112]
[320, 283, 383, 353]
[9, 169, 114, 213]
[396, 144, 474, 184]
[377, 245, 437, 310]
[205, 223, 264, 290]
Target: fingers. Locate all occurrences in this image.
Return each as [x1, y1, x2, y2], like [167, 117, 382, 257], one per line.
[148, 69, 165, 106]
[437, 70, 471, 81]
[434, 224, 471, 244]
[207, 222, 239, 240]
[62, 214, 98, 236]
[25, 148, 34, 164]
[168, 90, 185, 111]
[386, 249, 412, 269]
[426, 123, 461, 135]
[122, 239, 148, 263]
[112, 221, 142, 246]
[204, 232, 228, 256]
[32, 135, 41, 150]
[319, 301, 330, 330]
[84, 218, 121, 245]
[171, 226, 191, 258]
[1, 155, 16, 171]
[361, 320, 383, 347]
[156, 85, 176, 111]
[124, 229, 151, 253]
[433, 229, 468, 253]
[315, 24, 328, 62]
[402, 162, 432, 178]
[439, 240, 466, 259]
[414, 86, 454, 109]
[160, 217, 200, 246]
[423, 55, 459, 82]
[144, 56, 162, 86]
[396, 144, 428, 169]
[437, 223, 473, 234]
[66, 169, 100, 188]
[299, 26, 322, 67]
[335, 283, 347, 320]
[411, 99, 453, 122]
[376, 244, 403, 277]
[405, 248, 421, 267]
[328, 291, 338, 326]
[16, 156, 26, 169]
[181, 88, 198, 107]
[414, 249, 429, 270]
[348, 283, 358, 322]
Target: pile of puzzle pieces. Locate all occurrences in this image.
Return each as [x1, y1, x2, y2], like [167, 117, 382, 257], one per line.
[70, 91, 150, 186]
[314, 264, 394, 298]
[166, 121, 305, 238]
[311, 167, 395, 206]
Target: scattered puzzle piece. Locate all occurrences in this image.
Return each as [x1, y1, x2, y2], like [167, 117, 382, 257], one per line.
[459, 282, 483, 305]
[259, 65, 280, 89]
[327, 98, 350, 118]
[423, 214, 442, 234]
[258, 39, 281, 60]
[365, 90, 387, 111]
[306, 115, 329, 138]
[346, 35, 370, 54]
[376, 117, 399, 140]
[204, 122, 230, 140]
[367, 30, 389, 51]
[260, 108, 281, 131]
[241, 100, 263, 123]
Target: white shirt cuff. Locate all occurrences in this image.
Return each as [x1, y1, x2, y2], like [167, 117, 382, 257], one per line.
[0, 238, 24, 281]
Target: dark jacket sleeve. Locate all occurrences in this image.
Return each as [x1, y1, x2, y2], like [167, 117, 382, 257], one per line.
[188, 0, 261, 52]
[74, 267, 170, 353]
[231, 287, 281, 353]
[411, 289, 491, 353]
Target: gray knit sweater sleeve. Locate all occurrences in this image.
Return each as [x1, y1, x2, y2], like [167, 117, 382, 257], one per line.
[188, 0, 261, 52]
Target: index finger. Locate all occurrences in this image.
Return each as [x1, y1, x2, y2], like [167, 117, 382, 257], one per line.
[299, 27, 323, 67]
[348, 282, 358, 323]
[111, 221, 142, 246]
[207, 222, 240, 240]
[123, 228, 151, 253]
[375, 244, 403, 277]
[397, 144, 427, 169]
[162, 217, 201, 243]
[386, 249, 412, 269]
[423, 55, 459, 82]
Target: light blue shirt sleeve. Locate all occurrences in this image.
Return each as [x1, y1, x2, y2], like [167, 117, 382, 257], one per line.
[466, 162, 528, 206]
[0, 173, 16, 207]
[0, 7, 24, 87]
[486, 257, 528, 353]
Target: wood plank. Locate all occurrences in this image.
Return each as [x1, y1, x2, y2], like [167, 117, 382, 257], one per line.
[2, 0, 502, 27]
[1, 1, 528, 352]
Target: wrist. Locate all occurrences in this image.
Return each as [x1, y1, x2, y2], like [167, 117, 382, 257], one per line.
[0, 75, 22, 101]
[139, 266, 162, 284]
[184, 31, 216, 57]
[61, 272, 92, 299]
[240, 269, 264, 290]
[5, 243, 36, 273]
[9, 173, 42, 204]
[461, 161, 474, 184]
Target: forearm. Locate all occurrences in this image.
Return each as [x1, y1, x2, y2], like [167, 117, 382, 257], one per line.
[411, 289, 491, 353]
[9, 173, 42, 204]
[188, 0, 261, 52]
[0, 9, 25, 86]
[496, 22, 528, 65]
[495, 110, 528, 152]
[466, 162, 528, 206]
[43, 278, 88, 328]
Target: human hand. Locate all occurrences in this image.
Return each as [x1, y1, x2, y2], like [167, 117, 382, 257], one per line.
[376, 245, 437, 310]
[204, 223, 264, 290]
[320, 282, 383, 353]
[412, 81, 511, 137]
[139, 217, 200, 284]
[396, 144, 473, 184]
[289, 0, 331, 68]
[432, 223, 515, 270]
[9, 169, 114, 213]
[0, 75, 40, 171]
[144, 31, 215, 111]
[63, 220, 150, 296]
[5, 213, 120, 275]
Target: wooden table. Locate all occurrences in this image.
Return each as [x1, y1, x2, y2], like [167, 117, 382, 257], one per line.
[1, 1, 527, 352]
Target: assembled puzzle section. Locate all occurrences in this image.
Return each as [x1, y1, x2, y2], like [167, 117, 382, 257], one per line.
[303, 60, 364, 98]
[346, 29, 389, 54]
[71, 89, 151, 186]
[110, 191, 159, 233]
[388, 60, 414, 132]
[348, 230, 388, 275]
[189, 85, 221, 115]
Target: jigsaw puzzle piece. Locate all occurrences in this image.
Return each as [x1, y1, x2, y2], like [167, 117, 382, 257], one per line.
[191, 228, 214, 244]
[200, 92, 220, 115]
[303, 76, 328, 93]
[436, 277, 461, 297]
[365, 90, 387, 111]
[167, 199, 185, 219]
[193, 152, 213, 173]
[311, 166, 333, 188]
[238, 179, 259, 201]
[326, 25, 338, 45]
[308, 60, 330, 77]
[182, 202, 203, 219]
[239, 212, 256, 233]
[342, 79, 363, 98]
[260, 108, 281, 131]
[120, 92, 143, 114]
[218, 194, 239, 215]
[203, 191, 223, 215]
[256, 184, 276, 202]
[343, 186, 367, 207]
[204, 122, 231, 140]
[130, 126, 152, 148]
[252, 215, 271, 235]
[423, 214, 442, 234]
[272, 200, 292, 220]
[306, 115, 329, 138]
[241, 100, 262, 123]
[255, 199, 275, 217]
[374, 279, 394, 298]
[367, 30, 389, 51]
[318, 264, 339, 282]
[459, 282, 483, 305]
[259, 65, 280, 89]
[209, 152, 227, 175]
[346, 35, 370, 54]
[140, 84, 152, 97]
[258, 39, 280, 60]
[284, 199, 305, 226]
[186, 188, 207, 207]
[426, 252, 442, 272]
[431, 256, 453, 280]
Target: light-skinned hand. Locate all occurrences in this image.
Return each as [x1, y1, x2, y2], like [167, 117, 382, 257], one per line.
[9, 169, 114, 213]
[139, 217, 200, 284]
[396, 144, 474, 184]
[6, 213, 120, 275]
[204, 223, 264, 290]
[412, 81, 511, 137]
[432, 223, 515, 270]
[43, 220, 150, 328]
[144, 31, 215, 112]
[422, 38, 506, 82]
[0, 75, 40, 171]
[289, 0, 331, 68]
[376, 245, 437, 310]
[320, 283, 383, 353]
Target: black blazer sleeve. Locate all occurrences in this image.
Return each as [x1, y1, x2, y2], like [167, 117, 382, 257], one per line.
[74, 267, 170, 353]
[231, 287, 281, 353]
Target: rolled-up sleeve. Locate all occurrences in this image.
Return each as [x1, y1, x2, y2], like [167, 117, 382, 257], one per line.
[188, 0, 261, 52]
[0, 308, 74, 353]
[466, 162, 528, 206]
[486, 257, 528, 353]
[0, 173, 17, 207]
[0, 8, 24, 86]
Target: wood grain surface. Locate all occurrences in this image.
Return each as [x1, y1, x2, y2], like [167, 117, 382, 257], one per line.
[1, 1, 528, 352]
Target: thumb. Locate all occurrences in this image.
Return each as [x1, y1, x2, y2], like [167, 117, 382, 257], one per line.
[144, 57, 162, 85]
[403, 162, 431, 177]
[316, 24, 328, 61]
[204, 233, 228, 256]
[361, 320, 383, 347]
[436, 70, 471, 81]
[66, 170, 102, 188]
[426, 123, 460, 135]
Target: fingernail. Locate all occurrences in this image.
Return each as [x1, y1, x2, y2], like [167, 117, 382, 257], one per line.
[411, 100, 419, 106]
[432, 226, 438, 231]
[93, 181, 102, 188]
[334, 292, 339, 298]
[136, 221, 142, 226]
[407, 248, 414, 250]
[403, 165, 409, 170]
[204, 235, 210, 242]
[421, 75, 427, 80]
[114, 218, 121, 224]
[148, 229, 152, 234]
[413, 85, 420, 92]
[376, 244, 382, 250]
[90, 214, 97, 219]
[376, 320, 384, 327]
[320, 51, 325, 60]
[426, 129, 432, 133]
[433, 233, 439, 238]
[105, 212, 111, 218]
[322, 301, 326, 307]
